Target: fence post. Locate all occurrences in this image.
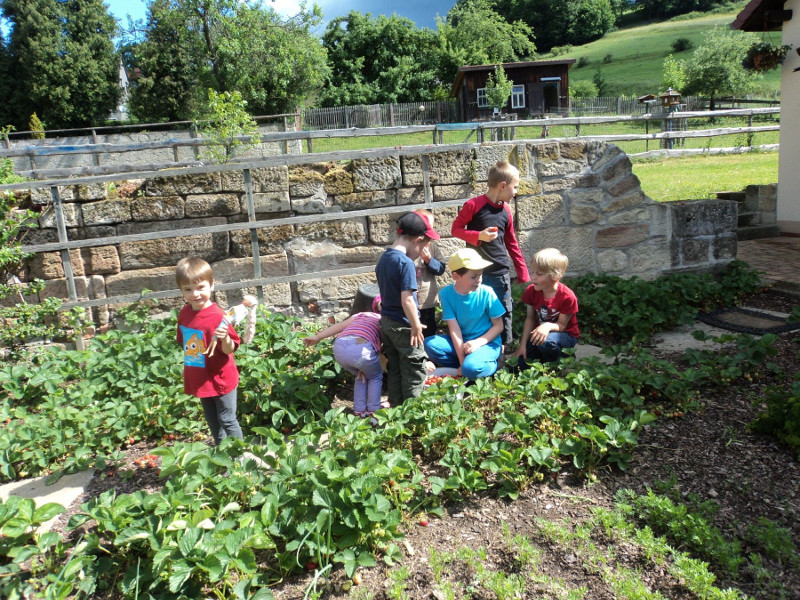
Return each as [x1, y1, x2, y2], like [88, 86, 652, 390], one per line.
[243, 169, 264, 303]
[747, 114, 753, 148]
[190, 124, 200, 161]
[91, 129, 101, 168]
[422, 155, 432, 206]
[51, 186, 84, 351]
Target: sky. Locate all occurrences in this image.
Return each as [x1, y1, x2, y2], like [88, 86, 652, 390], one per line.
[104, 0, 455, 32]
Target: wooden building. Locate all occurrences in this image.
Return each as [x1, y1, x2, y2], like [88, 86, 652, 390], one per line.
[450, 59, 576, 122]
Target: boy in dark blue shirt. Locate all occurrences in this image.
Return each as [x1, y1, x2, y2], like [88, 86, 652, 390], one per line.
[376, 211, 439, 406]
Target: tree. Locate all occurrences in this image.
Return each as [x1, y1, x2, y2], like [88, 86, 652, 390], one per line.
[321, 12, 441, 106]
[128, 0, 328, 121]
[436, 0, 536, 88]
[570, 79, 599, 98]
[681, 27, 758, 110]
[661, 54, 686, 94]
[1, 0, 120, 130]
[198, 89, 260, 164]
[485, 65, 513, 113]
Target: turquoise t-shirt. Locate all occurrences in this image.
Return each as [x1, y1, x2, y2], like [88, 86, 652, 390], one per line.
[439, 283, 505, 346]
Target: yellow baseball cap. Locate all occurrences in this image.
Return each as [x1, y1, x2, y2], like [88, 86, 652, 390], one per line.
[448, 248, 494, 271]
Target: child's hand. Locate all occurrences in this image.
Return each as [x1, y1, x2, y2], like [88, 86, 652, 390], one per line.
[410, 324, 425, 348]
[529, 325, 550, 346]
[214, 323, 230, 340]
[302, 335, 318, 347]
[510, 346, 526, 359]
[478, 226, 499, 242]
[420, 246, 431, 263]
[463, 339, 485, 355]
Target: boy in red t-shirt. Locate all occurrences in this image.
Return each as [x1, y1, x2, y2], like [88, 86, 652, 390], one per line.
[175, 257, 243, 444]
[512, 248, 580, 365]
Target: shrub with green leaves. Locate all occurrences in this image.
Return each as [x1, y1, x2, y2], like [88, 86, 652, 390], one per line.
[197, 89, 260, 164]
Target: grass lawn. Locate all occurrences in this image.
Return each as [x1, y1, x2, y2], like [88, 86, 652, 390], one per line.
[548, 4, 781, 97]
[632, 151, 778, 202]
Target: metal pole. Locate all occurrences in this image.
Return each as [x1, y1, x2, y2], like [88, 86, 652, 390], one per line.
[244, 169, 264, 304]
[51, 186, 84, 351]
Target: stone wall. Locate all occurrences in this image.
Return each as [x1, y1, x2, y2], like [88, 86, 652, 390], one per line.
[19, 140, 737, 326]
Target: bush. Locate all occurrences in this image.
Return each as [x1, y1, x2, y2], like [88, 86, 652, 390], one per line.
[569, 80, 599, 98]
[603, 53, 613, 64]
[671, 37, 693, 52]
[550, 45, 573, 57]
[577, 56, 589, 68]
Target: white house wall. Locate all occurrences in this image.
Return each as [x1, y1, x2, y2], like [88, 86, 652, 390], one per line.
[779, 0, 800, 234]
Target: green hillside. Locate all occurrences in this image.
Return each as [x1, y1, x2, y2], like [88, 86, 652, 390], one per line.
[545, 7, 782, 98]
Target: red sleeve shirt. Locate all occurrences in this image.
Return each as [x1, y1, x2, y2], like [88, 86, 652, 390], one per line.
[451, 194, 530, 281]
[521, 283, 580, 338]
[177, 302, 240, 397]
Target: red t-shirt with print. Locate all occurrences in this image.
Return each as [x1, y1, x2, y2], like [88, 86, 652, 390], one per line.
[521, 283, 580, 338]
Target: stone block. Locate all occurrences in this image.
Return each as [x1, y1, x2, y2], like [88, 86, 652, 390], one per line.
[589, 143, 625, 172]
[185, 193, 241, 218]
[572, 172, 601, 188]
[69, 226, 117, 240]
[75, 183, 107, 202]
[81, 246, 121, 275]
[212, 254, 289, 284]
[681, 238, 711, 265]
[517, 176, 542, 196]
[105, 266, 177, 298]
[324, 165, 354, 195]
[229, 224, 295, 257]
[39, 203, 81, 228]
[670, 200, 737, 237]
[296, 272, 378, 303]
[429, 205, 459, 240]
[606, 174, 641, 198]
[630, 240, 670, 273]
[119, 232, 229, 269]
[39, 276, 89, 301]
[559, 141, 588, 161]
[569, 204, 599, 226]
[337, 190, 396, 211]
[296, 218, 367, 247]
[26, 250, 85, 279]
[215, 282, 292, 309]
[30, 185, 75, 206]
[428, 150, 473, 185]
[87, 275, 110, 327]
[597, 249, 628, 273]
[474, 146, 511, 179]
[289, 167, 325, 197]
[714, 235, 737, 261]
[536, 159, 585, 178]
[291, 194, 336, 214]
[130, 196, 185, 221]
[530, 227, 595, 273]
[219, 166, 288, 193]
[603, 189, 646, 213]
[146, 172, 220, 196]
[248, 191, 291, 214]
[369, 212, 406, 245]
[757, 194, 777, 214]
[81, 199, 132, 225]
[608, 207, 650, 226]
[566, 188, 603, 205]
[596, 224, 650, 248]
[398, 186, 427, 205]
[542, 177, 577, 194]
[532, 142, 560, 161]
[401, 156, 424, 187]
[600, 153, 633, 182]
[286, 239, 383, 274]
[517, 194, 565, 229]
[433, 184, 473, 202]
[352, 156, 401, 191]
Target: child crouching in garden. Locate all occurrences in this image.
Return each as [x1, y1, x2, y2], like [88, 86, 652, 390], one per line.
[303, 297, 386, 420]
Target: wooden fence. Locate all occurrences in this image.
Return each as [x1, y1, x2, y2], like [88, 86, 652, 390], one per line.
[301, 100, 458, 130]
[0, 106, 781, 180]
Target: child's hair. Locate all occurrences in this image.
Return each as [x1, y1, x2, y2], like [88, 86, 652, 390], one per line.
[487, 161, 520, 188]
[530, 248, 569, 280]
[175, 257, 214, 287]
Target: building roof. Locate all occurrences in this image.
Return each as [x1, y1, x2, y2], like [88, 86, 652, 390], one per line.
[450, 59, 576, 98]
[731, 0, 791, 31]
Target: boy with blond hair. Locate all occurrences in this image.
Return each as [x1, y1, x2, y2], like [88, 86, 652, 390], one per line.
[511, 248, 580, 366]
[452, 160, 529, 348]
[423, 248, 505, 381]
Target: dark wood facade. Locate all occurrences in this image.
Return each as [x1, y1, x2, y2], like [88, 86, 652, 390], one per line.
[450, 59, 576, 122]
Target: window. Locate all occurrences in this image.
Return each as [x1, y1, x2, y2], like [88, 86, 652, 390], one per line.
[511, 84, 525, 109]
[477, 88, 488, 108]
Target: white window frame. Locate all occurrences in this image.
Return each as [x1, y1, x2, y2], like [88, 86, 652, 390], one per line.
[511, 84, 525, 109]
[477, 88, 488, 108]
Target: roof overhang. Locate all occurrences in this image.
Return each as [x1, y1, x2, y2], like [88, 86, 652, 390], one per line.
[449, 59, 576, 98]
[731, 0, 792, 31]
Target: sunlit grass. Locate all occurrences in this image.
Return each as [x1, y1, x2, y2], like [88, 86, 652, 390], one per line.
[632, 151, 778, 202]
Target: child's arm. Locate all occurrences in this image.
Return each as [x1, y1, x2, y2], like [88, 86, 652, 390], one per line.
[215, 322, 237, 355]
[400, 289, 425, 347]
[445, 319, 466, 373]
[511, 306, 537, 358]
[303, 314, 357, 346]
[529, 313, 572, 346]
[502, 211, 529, 282]
[463, 316, 503, 355]
[421, 246, 446, 276]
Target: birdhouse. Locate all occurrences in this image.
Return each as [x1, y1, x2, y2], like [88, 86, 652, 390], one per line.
[660, 88, 682, 109]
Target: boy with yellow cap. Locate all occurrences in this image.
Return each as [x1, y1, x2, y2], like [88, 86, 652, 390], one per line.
[423, 248, 505, 380]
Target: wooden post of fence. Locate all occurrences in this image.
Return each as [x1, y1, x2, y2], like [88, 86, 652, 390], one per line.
[243, 169, 264, 303]
[91, 130, 101, 168]
[747, 114, 753, 148]
[645, 120, 649, 152]
[422, 155, 432, 205]
[190, 124, 200, 161]
[282, 117, 289, 154]
[51, 186, 84, 351]
[306, 135, 312, 154]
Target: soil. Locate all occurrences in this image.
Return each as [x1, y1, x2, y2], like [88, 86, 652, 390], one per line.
[48, 289, 800, 600]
